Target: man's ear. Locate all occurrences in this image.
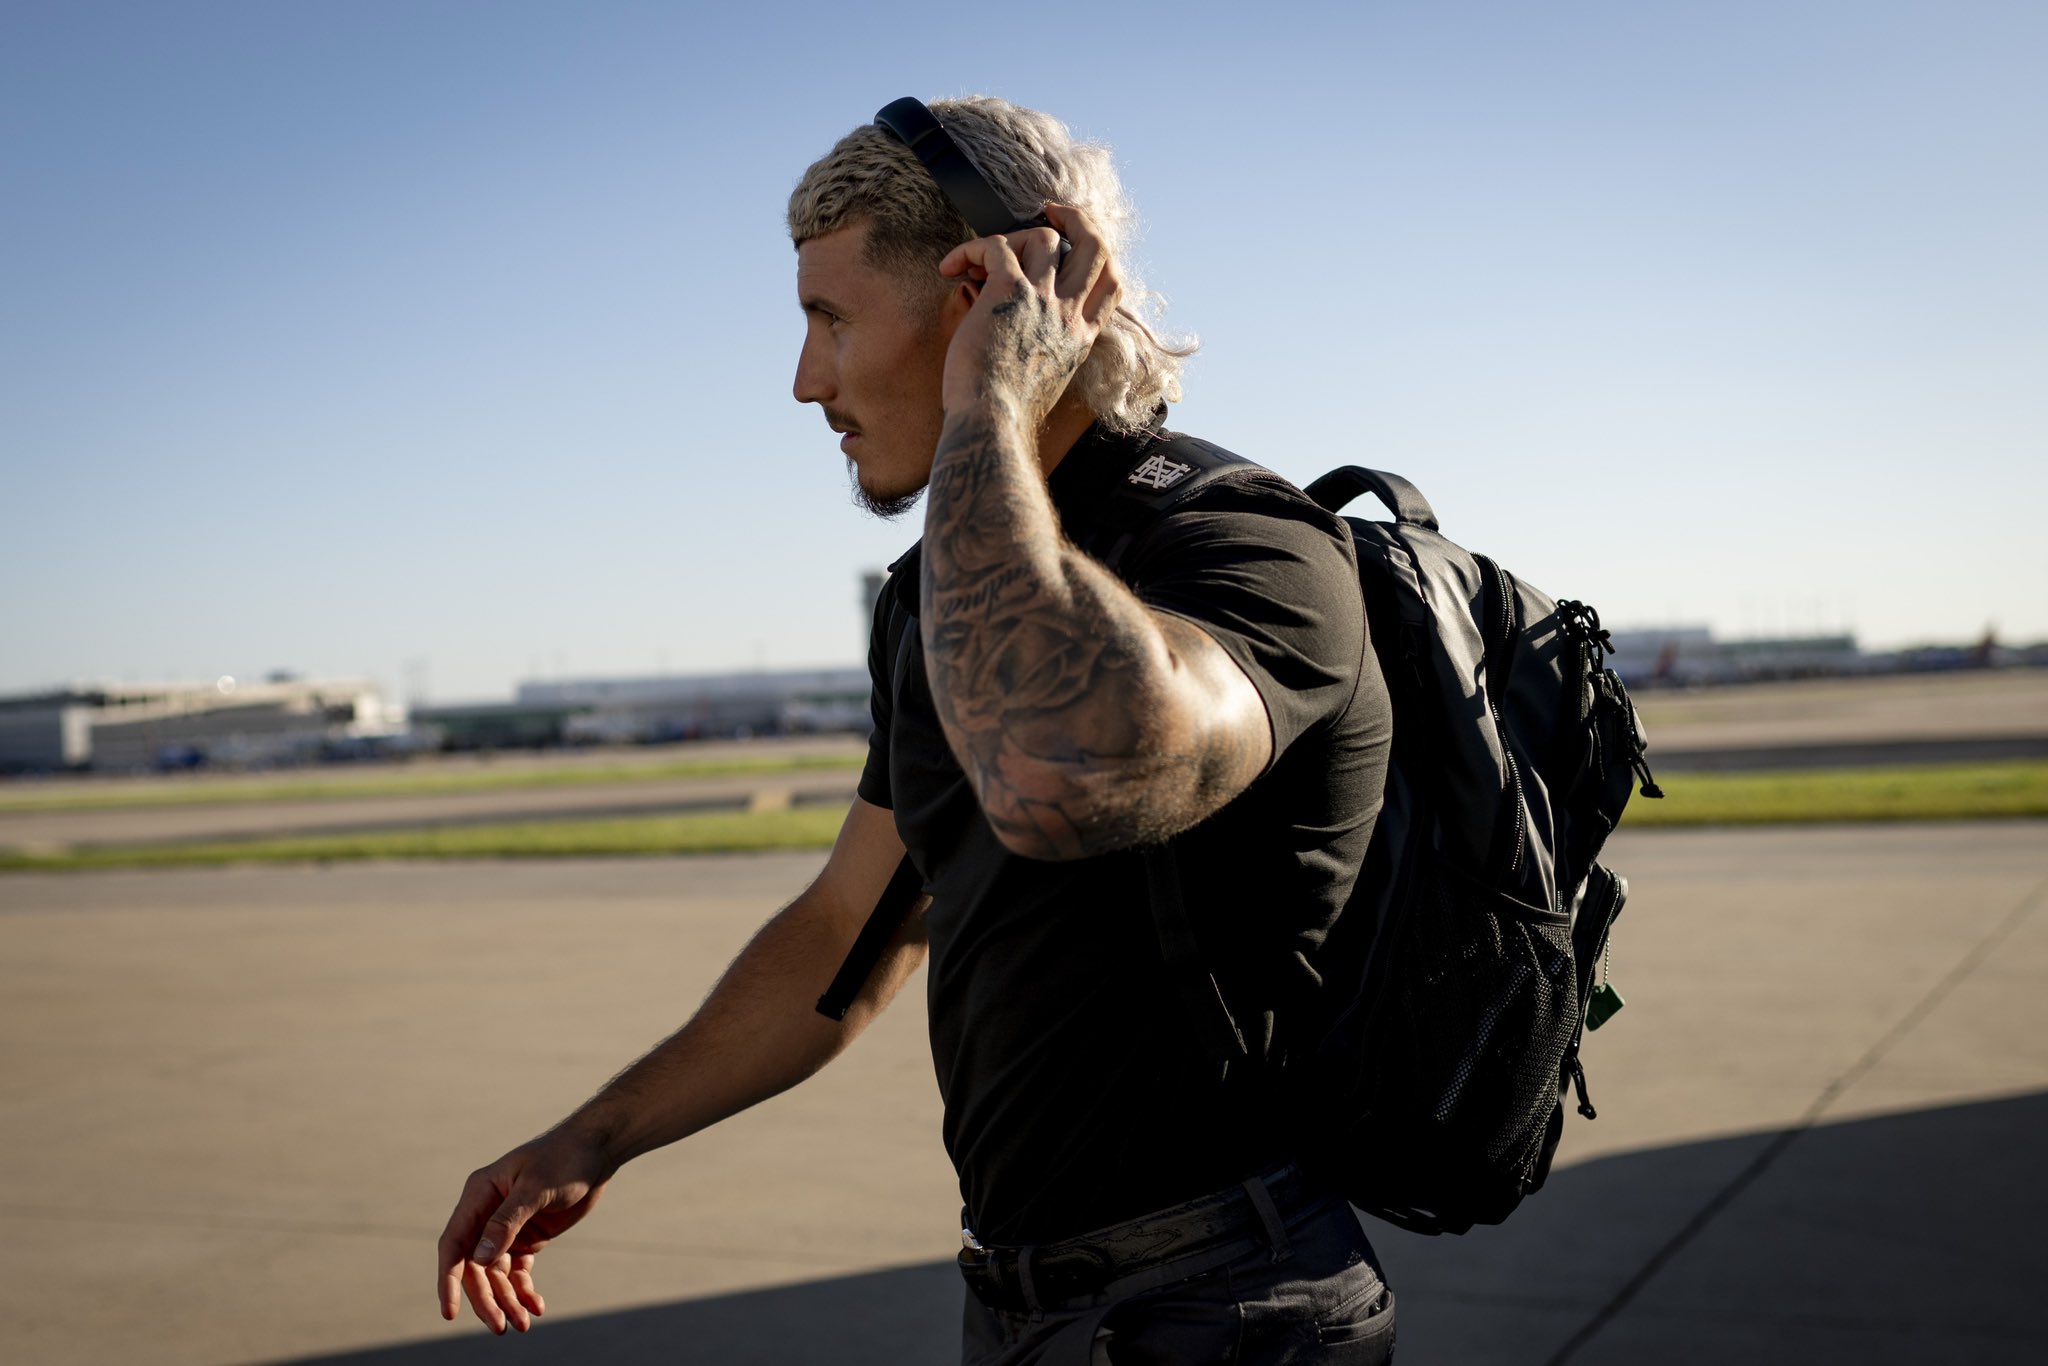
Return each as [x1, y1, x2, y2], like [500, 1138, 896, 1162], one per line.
[937, 279, 979, 336]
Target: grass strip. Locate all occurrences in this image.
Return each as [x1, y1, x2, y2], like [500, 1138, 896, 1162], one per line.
[0, 806, 847, 872]
[5, 760, 2042, 873]
[1620, 759, 2048, 827]
[0, 752, 863, 814]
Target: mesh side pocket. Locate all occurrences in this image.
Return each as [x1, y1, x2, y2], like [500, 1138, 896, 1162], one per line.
[1379, 860, 1580, 1186]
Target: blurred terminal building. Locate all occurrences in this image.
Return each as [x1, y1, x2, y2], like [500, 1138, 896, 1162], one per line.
[5, 610, 2033, 774]
[0, 676, 399, 775]
[0, 573, 890, 773]
[412, 668, 872, 752]
[409, 568, 885, 752]
[0, 667, 871, 774]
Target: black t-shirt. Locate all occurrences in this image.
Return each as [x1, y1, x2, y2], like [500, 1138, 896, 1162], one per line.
[859, 421, 1392, 1245]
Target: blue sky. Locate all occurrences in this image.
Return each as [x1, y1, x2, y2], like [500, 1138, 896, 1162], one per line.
[4, 1, 2043, 702]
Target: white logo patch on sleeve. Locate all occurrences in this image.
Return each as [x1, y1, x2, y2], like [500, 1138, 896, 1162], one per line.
[1127, 454, 1195, 491]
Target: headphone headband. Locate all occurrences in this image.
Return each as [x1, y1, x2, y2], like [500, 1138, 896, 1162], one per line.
[873, 97, 1031, 239]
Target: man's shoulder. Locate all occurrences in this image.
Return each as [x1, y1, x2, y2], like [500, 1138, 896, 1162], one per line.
[1117, 429, 1351, 558]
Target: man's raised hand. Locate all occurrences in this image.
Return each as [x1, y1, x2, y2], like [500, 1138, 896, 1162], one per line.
[937, 202, 1122, 423]
[435, 1130, 614, 1335]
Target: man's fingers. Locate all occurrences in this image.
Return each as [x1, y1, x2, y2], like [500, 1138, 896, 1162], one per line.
[436, 1169, 500, 1319]
[1041, 203, 1107, 302]
[436, 1226, 465, 1319]
[939, 234, 1027, 294]
[509, 1254, 547, 1318]
[438, 1256, 463, 1321]
[486, 1258, 533, 1333]
[462, 1258, 507, 1335]
[470, 1194, 534, 1267]
[446, 1221, 545, 1331]
[1005, 226, 1066, 286]
[1081, 258, 1123, 328]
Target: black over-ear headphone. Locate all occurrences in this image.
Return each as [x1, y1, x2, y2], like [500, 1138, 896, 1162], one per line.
[873, 97, 1071, 261]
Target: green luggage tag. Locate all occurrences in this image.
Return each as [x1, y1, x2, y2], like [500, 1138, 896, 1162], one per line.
[1586, 982, 1625, 1031]
[1585, 939, 1625, 1031]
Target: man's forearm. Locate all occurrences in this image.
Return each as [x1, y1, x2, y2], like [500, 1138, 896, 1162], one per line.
[559, 888, 926, 1168]
[920, 400, 1227, 860]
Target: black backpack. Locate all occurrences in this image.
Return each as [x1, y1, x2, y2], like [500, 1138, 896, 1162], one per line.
[1293, 461, 1663, 1234]
[817, 431, 1664, 1237]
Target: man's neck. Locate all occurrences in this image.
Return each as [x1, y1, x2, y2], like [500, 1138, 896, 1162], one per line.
[1034, 392, 1098, 481]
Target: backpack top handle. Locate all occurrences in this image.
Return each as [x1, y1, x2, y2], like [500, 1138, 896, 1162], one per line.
[1304, 467, 1440, 532]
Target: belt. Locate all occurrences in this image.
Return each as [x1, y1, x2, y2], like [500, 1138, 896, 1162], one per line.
[957, 1164, 1314, 1316]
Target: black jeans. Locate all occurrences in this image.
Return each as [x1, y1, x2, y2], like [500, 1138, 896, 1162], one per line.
[961, 1193, 1396, 1365]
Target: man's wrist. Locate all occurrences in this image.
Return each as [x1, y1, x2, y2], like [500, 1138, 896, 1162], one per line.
[938, 393, 1027, 447]
[555, 1102, 643, 1171]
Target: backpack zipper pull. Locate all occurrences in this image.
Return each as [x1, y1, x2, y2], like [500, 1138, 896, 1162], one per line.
[1620, 691, 1666, 799]
[1569, 1058, 1598, 1120]
[1631, 752, 1665, 801]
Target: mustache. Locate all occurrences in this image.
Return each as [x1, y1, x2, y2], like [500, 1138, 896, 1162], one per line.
[823, 407, 860, 434]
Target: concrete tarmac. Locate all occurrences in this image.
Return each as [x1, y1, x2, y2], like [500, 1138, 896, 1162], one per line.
[1632, 668, 2048, 752]
[1, 822, 2043, 1364]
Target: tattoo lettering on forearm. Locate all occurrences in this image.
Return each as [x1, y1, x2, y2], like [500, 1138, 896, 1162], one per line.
[933, 562, 1035, 622]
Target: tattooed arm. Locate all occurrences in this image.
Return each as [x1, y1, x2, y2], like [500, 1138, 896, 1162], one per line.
[921, 206, 1272, 861]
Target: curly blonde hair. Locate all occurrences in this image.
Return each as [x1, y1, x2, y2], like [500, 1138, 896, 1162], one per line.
[787, 96, 1195, 432]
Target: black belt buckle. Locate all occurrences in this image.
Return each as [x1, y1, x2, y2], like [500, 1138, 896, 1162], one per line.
[1035, 1244, 1116, 1304]
[957, 1244, 1016, 1313]
[958, 1241, 1118, 1315]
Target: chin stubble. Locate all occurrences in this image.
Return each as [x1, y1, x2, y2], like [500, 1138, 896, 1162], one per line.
[847, 457, 923, 520]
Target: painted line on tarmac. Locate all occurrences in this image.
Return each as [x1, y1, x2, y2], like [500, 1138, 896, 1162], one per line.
[1541, 873, 2048, 1366]
[13, 784, 860, 853]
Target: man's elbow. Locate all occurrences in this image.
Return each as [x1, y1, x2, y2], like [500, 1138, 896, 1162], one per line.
[982, 795, 1100, 862]
[977, 765, 1178, 863]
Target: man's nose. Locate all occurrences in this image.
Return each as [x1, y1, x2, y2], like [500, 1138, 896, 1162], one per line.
[792, 337, 833, 406]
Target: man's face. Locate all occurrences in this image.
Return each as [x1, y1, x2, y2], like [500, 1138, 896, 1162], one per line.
[793, 223, 956, 518]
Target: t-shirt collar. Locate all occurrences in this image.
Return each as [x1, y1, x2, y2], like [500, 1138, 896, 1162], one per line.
[1046, 406, 1169, 515]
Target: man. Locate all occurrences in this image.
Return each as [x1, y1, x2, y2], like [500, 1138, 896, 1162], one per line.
[436, 95, 1396, 1363]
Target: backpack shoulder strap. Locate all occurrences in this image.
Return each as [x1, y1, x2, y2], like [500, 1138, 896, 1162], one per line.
[816, 853, 924, 1022]
[816, 544, 926, 1023]
[1087, 429, 1266, 1067]
[1145, 841, 1251, 1064]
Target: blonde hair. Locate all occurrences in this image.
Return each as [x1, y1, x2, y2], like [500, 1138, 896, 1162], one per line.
[787, 95, 1195, 432]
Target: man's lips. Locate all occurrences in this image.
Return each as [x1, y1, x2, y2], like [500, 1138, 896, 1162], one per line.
[824, 408, 861, 454]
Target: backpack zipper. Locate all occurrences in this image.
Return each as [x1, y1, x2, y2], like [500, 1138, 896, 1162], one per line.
[1577, 866, 1625, 997]
[1560, 598, 1665, 802]
[1475, 555, 1527, 880]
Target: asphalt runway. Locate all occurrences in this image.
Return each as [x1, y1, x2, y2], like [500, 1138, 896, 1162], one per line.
[1630, 668, 2048, 752]
[2, 821, 2043, 1364]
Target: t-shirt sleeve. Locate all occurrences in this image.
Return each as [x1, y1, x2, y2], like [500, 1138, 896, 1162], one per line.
[857, 576, 898, 811]
[1121, 476, 1365, 764]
